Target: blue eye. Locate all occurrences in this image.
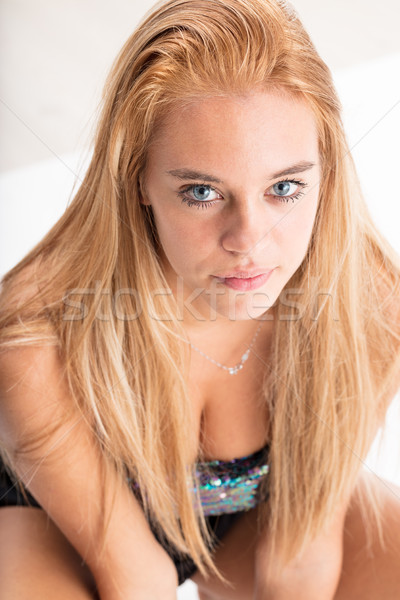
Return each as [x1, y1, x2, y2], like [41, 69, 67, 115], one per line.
[273, 181, 293, 196]
[178, 184, 221, 209]
[192, 185, 212, 201]
[269, 179, 308, 204]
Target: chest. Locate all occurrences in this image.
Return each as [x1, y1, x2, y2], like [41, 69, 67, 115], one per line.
[188, 340, 270, 462]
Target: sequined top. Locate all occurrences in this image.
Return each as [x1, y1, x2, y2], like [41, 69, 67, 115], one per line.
[128, 443, 270, 517]
[192, 444, 270, 516]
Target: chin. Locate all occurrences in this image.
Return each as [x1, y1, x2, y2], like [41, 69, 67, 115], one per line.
[209, 296, 276, 322]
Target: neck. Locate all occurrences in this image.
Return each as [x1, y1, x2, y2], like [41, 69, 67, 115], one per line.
[182, 312, 274, 366]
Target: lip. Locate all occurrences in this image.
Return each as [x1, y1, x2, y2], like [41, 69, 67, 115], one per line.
[213, 269, 275, 291]
[213, 268, 275, 279]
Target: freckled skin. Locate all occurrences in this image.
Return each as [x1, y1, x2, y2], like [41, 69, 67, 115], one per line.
[142, 90, 320, 333]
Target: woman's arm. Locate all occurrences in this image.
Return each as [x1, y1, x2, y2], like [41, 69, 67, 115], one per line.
[254, 500, 348, 600]
[0, 344, 178, 599]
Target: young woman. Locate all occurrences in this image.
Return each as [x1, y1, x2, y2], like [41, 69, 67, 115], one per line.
[1, 1, 400, 598]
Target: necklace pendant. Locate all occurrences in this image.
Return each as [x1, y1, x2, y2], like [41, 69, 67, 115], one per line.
[187, 322, 262, 376]
[229, 364, 244, 375]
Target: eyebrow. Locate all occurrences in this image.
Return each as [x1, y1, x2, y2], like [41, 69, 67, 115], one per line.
[166, 161, 316, 184]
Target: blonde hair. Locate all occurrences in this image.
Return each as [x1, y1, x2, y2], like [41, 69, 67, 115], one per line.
[1, 0, 400, 585]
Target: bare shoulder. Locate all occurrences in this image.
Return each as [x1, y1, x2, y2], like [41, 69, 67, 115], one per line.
[0, 342, 77, 465]
[0, 257, 77, 467]
[0, 257, 66, 416]
[0, 340, 66, 396]
[0, 257, 45, 307]
[0, 258, 68, 395]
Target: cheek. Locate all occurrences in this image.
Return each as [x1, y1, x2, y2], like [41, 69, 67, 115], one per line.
[277, 197, 319, 264]
[152, 210, 214, 266]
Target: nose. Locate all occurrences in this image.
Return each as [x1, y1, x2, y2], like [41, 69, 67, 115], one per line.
[220, 198, 271, 256]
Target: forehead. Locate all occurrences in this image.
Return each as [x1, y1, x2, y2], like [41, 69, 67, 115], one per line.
[147, 89, 319, 175]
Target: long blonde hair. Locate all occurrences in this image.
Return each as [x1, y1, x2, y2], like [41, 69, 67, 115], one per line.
[1, 0, 400, 584]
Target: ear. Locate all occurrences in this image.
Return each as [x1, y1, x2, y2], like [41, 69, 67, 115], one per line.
[139, 195, 151, 206]
[138, 175, 151, 206]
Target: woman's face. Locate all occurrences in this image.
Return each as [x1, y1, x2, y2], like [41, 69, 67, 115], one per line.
[142, 89, 320, 324]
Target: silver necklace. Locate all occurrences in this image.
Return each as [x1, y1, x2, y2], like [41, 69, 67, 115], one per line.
[187, 322, 263, 375]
